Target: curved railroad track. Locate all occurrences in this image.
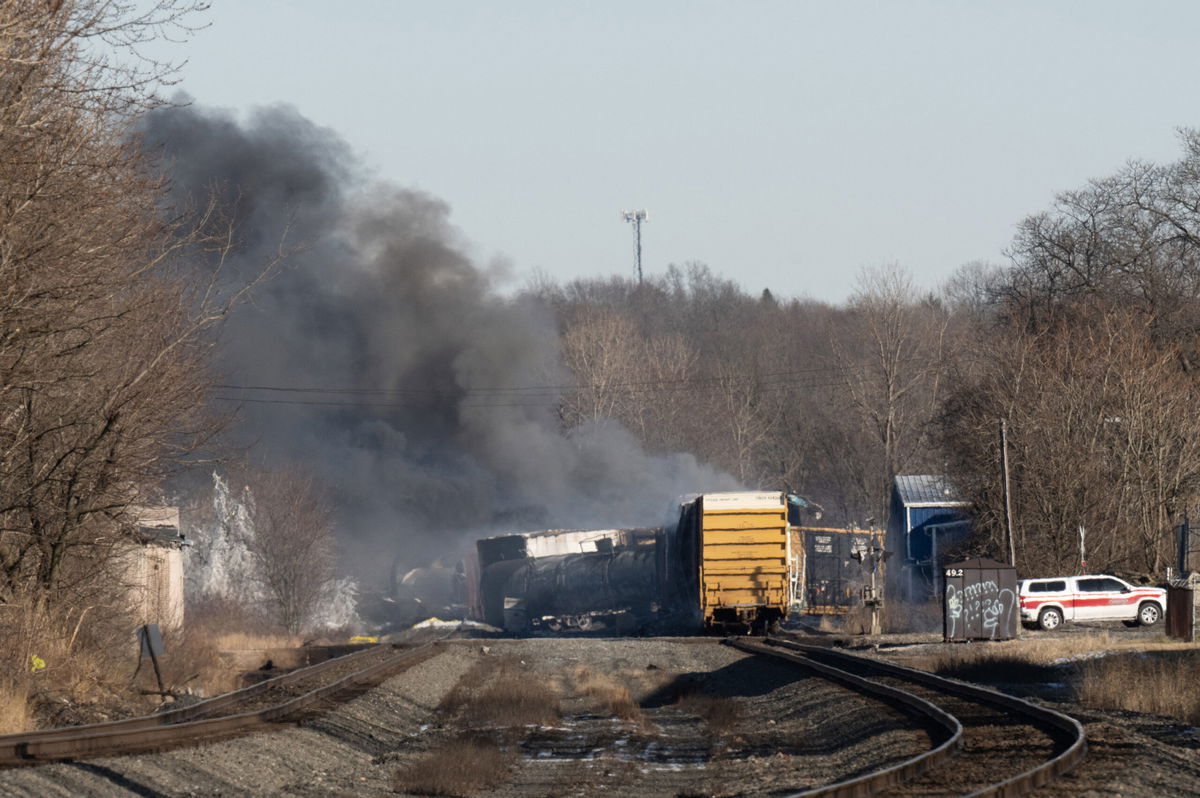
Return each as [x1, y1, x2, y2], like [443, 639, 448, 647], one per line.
[732, 637, 1086, 797]
[0, 638, 442, 766]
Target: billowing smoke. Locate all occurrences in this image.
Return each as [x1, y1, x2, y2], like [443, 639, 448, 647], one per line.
[141, 102, 738, 585]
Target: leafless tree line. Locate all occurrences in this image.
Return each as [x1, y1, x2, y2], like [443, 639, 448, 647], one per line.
[539, 132, 1200, 579]
[533, 262, 949, 526]
[939, 131, 1200, 576]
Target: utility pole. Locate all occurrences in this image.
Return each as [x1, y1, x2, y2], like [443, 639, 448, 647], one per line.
[1179, 510, 1191, 576]
[621, 209, 648, 283]
[1000, 418, 1016, 566]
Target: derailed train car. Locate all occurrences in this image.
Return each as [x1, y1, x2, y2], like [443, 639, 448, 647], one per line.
[795, 526, 884, 614]
[480, 546, 659, 632]
[475, 492, 798, 634]
[475, 528, 661, 632]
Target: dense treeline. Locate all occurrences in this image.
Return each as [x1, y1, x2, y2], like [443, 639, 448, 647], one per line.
[530, 263, 948, 526]
[941, 133, 1200, 577]
[536, 133, 1200, 579]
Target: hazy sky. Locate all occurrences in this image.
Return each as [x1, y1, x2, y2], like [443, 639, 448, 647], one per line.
[157, 1, 1200, 303]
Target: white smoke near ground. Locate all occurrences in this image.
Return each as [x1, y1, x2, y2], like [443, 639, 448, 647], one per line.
[142, 101, 740, 589]
[184, 472, 258, 606]
[185, 473, 359, 630]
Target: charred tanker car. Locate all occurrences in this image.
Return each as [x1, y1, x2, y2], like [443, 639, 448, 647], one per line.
[475, 528, 661, 632]
[475, 492, 797, 634]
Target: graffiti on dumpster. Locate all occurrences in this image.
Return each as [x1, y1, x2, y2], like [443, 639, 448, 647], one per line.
[945, 579, 1015, 639]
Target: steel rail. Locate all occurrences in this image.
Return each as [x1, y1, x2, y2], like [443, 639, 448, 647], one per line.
[728, 638, 963, 798]
[0, 643, 387, 756]
[770, 639, 1087, 798]
[0, 641, 438, 765]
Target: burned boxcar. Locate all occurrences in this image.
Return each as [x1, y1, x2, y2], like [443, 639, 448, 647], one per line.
[795, 526, 883, 614]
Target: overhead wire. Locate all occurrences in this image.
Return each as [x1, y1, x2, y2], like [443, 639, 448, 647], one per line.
[211, 366, 868, 410]
[212, 362, 856, 397]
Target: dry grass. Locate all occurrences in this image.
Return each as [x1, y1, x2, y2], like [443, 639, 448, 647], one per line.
[900, 631, 1195, 677]
[881, 601, 943, 634]
[0, 594, 147, 729]
[207, 631, 303, 650]
[675, 690, 741, 734]
[156, 626, 246, 698]
[439, 657, 561, 730]
[0, 584, 309, 732]
[0, 683, 32, 735]
[891, 631, 1200, 723]
[570, 666, 644, 723]
[157, 598, 309, 698]
[1076, 652, 1200, 723]
[397, 657, 559, 794]
[392, 735, 517, 797]
[813, 601, 942, 635]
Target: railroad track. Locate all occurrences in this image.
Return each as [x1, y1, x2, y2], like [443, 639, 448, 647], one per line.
[731, 637, 1086, 797]
[0, 638, 442, 766]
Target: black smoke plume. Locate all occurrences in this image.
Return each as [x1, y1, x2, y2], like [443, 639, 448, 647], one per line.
[140, 102, 738, 585]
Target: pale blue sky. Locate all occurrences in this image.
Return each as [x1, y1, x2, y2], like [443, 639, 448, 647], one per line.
[159, 1, 1199, 302]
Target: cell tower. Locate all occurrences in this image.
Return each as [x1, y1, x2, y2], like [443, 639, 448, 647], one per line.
[621, 209, 648, 283]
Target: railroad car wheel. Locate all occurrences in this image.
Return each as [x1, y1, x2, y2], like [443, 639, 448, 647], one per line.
[1037, 607, 1063, 631]
[1137, 602, 1162, 626]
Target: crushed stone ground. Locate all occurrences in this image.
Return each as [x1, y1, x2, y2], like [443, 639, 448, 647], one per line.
[0, 635, 1196, 796]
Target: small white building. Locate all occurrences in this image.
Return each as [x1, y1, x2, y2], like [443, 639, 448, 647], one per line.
[123, 506, 186, 629]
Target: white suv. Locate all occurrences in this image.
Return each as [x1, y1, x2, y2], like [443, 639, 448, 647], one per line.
[1018, 574, 1166, 631]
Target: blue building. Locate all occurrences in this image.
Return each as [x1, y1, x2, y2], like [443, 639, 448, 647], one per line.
[887, 475, 971, 601]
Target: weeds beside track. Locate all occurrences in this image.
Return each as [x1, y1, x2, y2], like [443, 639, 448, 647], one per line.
[0, 640, 440, 766]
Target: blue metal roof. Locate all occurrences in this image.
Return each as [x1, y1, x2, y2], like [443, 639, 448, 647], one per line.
[893, 475, 967, 507]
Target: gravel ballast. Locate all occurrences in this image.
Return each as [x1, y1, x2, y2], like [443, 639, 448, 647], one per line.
[0, 638, 930, 797]
[4, 634, 1196, 796]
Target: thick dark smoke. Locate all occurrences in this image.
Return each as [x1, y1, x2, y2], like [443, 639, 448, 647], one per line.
[141, 102, 738, 585]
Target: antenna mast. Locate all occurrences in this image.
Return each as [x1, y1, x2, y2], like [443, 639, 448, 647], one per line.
[621, 209, 648, 283]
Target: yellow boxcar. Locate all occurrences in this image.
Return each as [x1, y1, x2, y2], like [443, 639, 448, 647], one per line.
[683, 492, 790, 632]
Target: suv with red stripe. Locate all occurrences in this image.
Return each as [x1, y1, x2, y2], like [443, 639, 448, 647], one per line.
[1018, 575, 1166, 631]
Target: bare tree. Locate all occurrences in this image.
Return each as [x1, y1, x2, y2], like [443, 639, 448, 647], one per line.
[0, 2, 284, 607]
[245, 469, 337, 635]
[828, 265, 950, 518]
[942, 311, 1200, 575]
[558, 307, 700, 451]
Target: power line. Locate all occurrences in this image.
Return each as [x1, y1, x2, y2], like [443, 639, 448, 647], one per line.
[211, 372, 859, 410]
[212, 363, 861, 398]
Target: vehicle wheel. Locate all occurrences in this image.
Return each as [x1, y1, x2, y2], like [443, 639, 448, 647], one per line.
[1137, 602, 1162, 626]
[1037, 607, 1063, 631]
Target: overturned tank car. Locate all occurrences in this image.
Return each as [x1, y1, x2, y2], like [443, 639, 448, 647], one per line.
[476, 528, 661, 633]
